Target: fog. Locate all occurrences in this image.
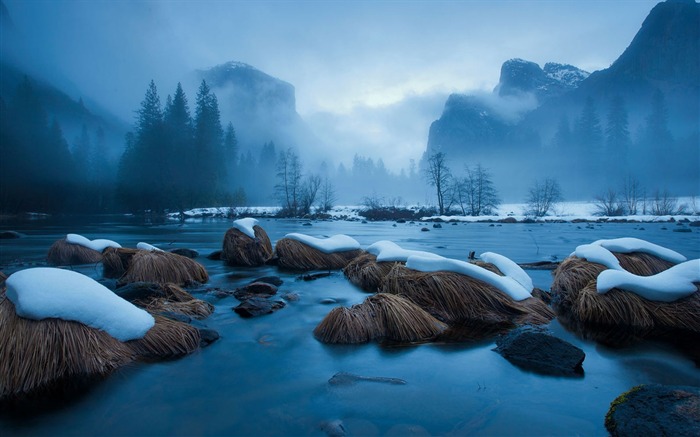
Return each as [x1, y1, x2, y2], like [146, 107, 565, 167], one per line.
[3, 0, 691, 212]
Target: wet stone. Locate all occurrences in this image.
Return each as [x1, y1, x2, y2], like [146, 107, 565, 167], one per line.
[233, 297, 285, 318]
[170, 248, 199, 258]
[233, 282, 278, 301]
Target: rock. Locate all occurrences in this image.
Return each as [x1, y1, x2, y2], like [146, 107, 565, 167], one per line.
[493, 326, 585, 377]
[421, 227, 430, 232]
[207, 250, 223, 260]
[170, 248, 199, 258]
[281, 292, 300, 302]
[673, 228, 692, 233]
[319, 298, 337, 304]
[433, 223, 442, 228]
[328, 372, 406, 386]
[499, 217, 518, 224]
[233, 297, 285, 318]
[252, 276, 283, 286]
[198, 328, 220, 347]
[298, 272, 332, 281]
[689, 221, 700, 227]
[320, 420, 346, 437]
[0, 231, 23, 239]
[605, 384, 700, 437]
[115, 281, 165, 302]
[233, 282, 278, 301]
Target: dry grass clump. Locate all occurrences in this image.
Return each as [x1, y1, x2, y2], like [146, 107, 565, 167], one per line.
[574, 282, 700, 333]
[275, 238, 362, 271]
[343, 252, 400, 293]
[0, 296, 134, 401]
[103, 248, 208, 286]
[222, 226, 273, 266]
[382, 264, 554, 326]
[127, 315, 201, 359]
[47, 238, 103, 266]
[314, 293, 447, 344]
[130, 283, 214, 320]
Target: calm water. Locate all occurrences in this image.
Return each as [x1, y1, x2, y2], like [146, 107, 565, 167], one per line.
[1, 216, 699, 436]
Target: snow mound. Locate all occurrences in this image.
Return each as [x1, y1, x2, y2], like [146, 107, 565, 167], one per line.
[590, 237, 687, 264]
[575, 244, 623, 270]
[480, 252, 533, 291]
[284, 233, 360, 254]
[405, 255, 532, 301]
[5, 267, 154, 341]
[137, 242, 163, 252]
[367, 240, 442, 262]
[66, 233, 121, 252]
[597, 259, 700, 302]
[233, 217, 259, 239]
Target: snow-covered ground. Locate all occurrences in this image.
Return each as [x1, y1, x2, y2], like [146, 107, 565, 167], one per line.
[168, 198, 699, 223]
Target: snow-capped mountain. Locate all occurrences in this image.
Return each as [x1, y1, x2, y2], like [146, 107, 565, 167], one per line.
[494, 58, 589, 103]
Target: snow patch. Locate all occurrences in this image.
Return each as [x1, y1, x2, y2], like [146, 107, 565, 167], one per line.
[66, 233, 121, 252]
[284, 233, 360, 254]
[574, 244, 623, 270]
[5, 267, 154, 341]
[405, 255, 532, 301]
[480, 251, 534, 291]
[233, 217, 259, 239]
[597, 259, 700, 302]
[367, 240, 443, 262]
[137, 242, 163, 252]
[589, 237, 687, 264]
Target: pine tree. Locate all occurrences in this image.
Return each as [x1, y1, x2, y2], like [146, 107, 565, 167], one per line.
[643, 89, 674, 174]
[224, 122, 238, 185]
[605, 95, 631, 173]
[575, 97, 603, 175]
[163, 82, 194, 210]
[193, 80, 225, 205]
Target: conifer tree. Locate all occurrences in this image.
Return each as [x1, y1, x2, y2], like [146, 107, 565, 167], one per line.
[605, 95, 631, 173]
[193, 80, 225, 205]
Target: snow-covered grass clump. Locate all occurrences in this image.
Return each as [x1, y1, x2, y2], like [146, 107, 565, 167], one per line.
[5, 267, 154, 341]
[597, 259, 700, 302]
[232, 217, 259, 239]
[588, 237, 687, 264]
[405, 255, 532, 301]
[66, 233, 121, 251]
[284, 233, 360, 254]
[480, 252, 534, 291]
[367, 240, 442, 262]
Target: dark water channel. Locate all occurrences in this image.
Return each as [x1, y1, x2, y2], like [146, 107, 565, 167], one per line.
[1, 216, 699, 436]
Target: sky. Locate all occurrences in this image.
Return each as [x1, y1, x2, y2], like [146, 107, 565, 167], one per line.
[3, 0, 662, 172]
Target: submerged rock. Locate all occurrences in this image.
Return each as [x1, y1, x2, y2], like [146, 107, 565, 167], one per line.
[206, 250, 223, 260]
[0, 231, 23, 239]
[170, 248, 199, 258]
[233, 282, 278, 301]
[251, 276, 283, 286]
[233, 297, 285, 318]
[605, 384, 700, 437]
[320, 419, 346, 437]
[328, 371, 407, 386]
[493, 326, 585, 377]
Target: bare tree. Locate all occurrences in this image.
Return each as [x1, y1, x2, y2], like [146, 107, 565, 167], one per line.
[464, 164, 500, 216]
[621, 176, 643, 215]
[274, 148, 303, 216]
[424, 151, 452, 215]
[650, 189, 683, 215]
[525, 178, 563, 217]
[318, 176, 336, 212]
[299, 174, 322, 215]
[593, 188, 624, 216]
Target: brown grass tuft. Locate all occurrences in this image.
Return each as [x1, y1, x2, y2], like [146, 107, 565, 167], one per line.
[104, 249, 209, 286]
[343, 252, 399, 293]
[382, 264, 554, 326]
[47, 238, 103, 266]
[222, 226, 273, 267]
[0, 296, 134, 401]
[275, 238, 362, 271]
[132, 283, 214, 319]
[127, 315, 201, 359]
[313, 293, 447, 344]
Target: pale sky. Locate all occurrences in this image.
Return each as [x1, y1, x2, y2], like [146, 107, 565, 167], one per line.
[4, 0, 662, 171]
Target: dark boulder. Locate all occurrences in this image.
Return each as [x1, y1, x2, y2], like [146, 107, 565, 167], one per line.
[0, 231, 23, 239]
[605, 384, 700, 437]
[251, 276, 283, 286]
[114, 281, 165, 302]
[233, 282, 278, 301]
[207, 250, 223, 260]
[198, 328, 220, 347]
[233, 297, 285, 318]
[170, 248, 199, 258]
[493, 326, 585, 377]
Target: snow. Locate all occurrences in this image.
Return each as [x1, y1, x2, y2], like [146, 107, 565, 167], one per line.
[366, 240, 443, 262]
[574, 244, 623, 270]
[589, 237, 687, 264]
[597, 259, 700, 302]
[5, 267, 154, 341]
[284, 233, 360, 254]
[137, 242, 163, 252]
[405, 255, 532, 301]
[66, 233, 121, 252]
[233, 217, 259, 239]
[480, 251, 534, 291]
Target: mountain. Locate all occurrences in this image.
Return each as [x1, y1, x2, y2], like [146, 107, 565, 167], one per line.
[196, 61, 322, 162]
[424, 0, 699, 199]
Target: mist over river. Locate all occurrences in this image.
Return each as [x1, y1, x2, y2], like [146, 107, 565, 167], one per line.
[1, 216, 698, 436]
